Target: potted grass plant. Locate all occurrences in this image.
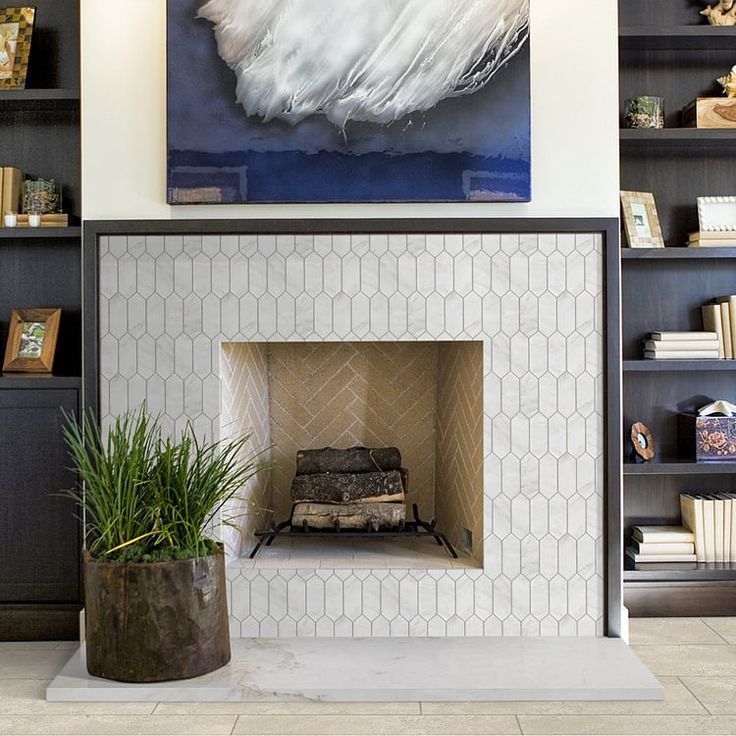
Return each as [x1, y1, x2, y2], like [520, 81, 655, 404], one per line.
[64, 406, 268, 683]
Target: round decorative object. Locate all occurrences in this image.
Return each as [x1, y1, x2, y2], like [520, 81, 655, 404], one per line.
[630, 421, 655, 461]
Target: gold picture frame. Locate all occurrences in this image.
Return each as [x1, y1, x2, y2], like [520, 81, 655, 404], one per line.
[0, 7, 35, 90]
[3, 308, 61, 373]
[620, 190, 665, 248]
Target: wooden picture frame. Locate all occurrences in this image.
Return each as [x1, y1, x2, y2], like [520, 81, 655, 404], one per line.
[620, 190, 665, 248]
[3, 308, 61, 373]
[0, 6, 35, 90]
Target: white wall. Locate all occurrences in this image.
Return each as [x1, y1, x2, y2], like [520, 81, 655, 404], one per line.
[81, 1, 619, 221]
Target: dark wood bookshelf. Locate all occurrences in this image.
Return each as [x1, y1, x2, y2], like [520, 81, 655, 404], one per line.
[623, 360, 736, 372]
[620, 128, 736, 145]
[620, 26, 736, 50]
[0, 227, 81, 240]
[0, 376, 82, 391]
[0, 89, 79, 111]
[624, 461, 736, 476]
[0, 0, 83, 641]
[624, 558, 736, 582]
[619, 0, 736, 617]
[622, 247, 736, 260]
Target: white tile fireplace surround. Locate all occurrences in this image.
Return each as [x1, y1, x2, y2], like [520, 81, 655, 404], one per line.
[99, 231, 604, 638]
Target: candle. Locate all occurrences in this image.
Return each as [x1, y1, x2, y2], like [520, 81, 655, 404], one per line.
[4, 212, 17, 227]
[28, 213, 41, 228]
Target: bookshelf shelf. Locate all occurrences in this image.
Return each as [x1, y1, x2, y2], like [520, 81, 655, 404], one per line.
[624, 558, 736, 582]
[624, 461, 736, 476]
[619, 26, 736, 50]
[0, 376, 81, 391]
[623, 360, 736, 372]
[620, 129, 736, 145]
[622, 248, 736, 260]
[0, 227, 81, 240]
[0, 89, 79, 112]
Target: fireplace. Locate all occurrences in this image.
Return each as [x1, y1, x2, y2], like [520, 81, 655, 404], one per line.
[98, 228, 607, 637]
[220, 340, 484, 567]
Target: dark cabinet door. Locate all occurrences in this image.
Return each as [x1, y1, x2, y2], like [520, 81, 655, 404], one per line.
[0, 389, 80, 602]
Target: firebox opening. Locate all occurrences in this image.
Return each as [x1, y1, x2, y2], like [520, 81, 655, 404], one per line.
[221, 340, 484, 570]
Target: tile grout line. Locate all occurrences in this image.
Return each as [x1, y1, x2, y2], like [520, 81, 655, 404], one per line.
[678, 674, 715, 716]
[700, 617, 731, 645]
[229, 713, 238, 736]
[515, 712, 524, 735]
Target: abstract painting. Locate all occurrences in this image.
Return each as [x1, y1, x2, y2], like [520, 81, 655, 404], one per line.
[167, 0, 530, 204]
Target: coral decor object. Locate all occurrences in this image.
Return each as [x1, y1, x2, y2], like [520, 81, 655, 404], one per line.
[702, 0, 736, 25]
[718, 65, 736, 98]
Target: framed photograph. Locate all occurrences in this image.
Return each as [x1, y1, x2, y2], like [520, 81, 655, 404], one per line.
[0, 7, 35, 90]
[167, 0, 531, 204]
[3, 308, 61, 373]
[697, 196, 736, 232]
[620, 191, 665, 248]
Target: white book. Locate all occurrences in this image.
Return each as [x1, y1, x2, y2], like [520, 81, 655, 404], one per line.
[702, 304, 726, 358]
[724, 496, 733, 563]
[632, 541, 695, 555]
[626, 547, 697, 563]
[690, 231, 736, 241]
[644, 340, 720, 351]
[716, 296, 736, 361]
[681, 494, 706, 562]
[730, 493, 736, 563]
[721, 302, 734, 359]
[644, 350, 720, 359]
[649, 331, 718, 342]
[714, 495, 726, 562]
[703, 496, 716, 563]
[632, 525, 695, 544]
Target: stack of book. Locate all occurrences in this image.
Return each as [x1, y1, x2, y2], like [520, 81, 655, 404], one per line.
[643, 331, 720, 360]
[626, 525, 696, 563]
[689, 231, 736, 248]
[702, 297, 736, 359]
[681, 493, 736, 562]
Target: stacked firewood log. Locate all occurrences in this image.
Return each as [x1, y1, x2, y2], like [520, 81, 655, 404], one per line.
[290, 446, 407, 529]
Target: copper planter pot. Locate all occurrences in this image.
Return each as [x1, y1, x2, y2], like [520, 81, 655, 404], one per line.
[84, 548, 230, 682]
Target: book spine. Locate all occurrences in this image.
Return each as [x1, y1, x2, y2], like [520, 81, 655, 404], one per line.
[721, 303, 734, 359]
[681, 494, 706, 562]
[701, 305, 725, 358]
[632, 541, 696, 555]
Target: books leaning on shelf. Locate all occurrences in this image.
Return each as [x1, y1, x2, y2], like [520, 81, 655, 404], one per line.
[689, 231, 736, 248]
[626, 525, 697, 563]
[0, 167, 22, 225]
[643, 331, 720, 360]
[681, 493, 736, 563]
[701, 297, 736, 359]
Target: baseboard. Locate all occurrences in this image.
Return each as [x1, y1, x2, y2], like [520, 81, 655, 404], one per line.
[625, 582, 736, 617]
[0, 604, 82, 641]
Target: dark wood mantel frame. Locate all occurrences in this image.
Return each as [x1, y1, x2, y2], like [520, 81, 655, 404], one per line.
[83, 217, 622, 637]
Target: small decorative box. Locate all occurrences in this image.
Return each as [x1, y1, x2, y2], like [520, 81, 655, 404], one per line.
[679, 413, 736, 462]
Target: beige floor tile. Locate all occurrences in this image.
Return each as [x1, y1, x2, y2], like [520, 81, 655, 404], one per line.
[155, 700, 420, 715]
[0, 714, 237, 735]
[421, 677, 704, 716]
[632, 644, 736, 677]
[629, 618, 727, 645]
[231, 713, 520, 735]
[681, 677, 736, 715]
[703, 618, 736, 644]
[0, 651, 74, 680]
[518, 714, 736, 735]
[0, 679, 155, 715]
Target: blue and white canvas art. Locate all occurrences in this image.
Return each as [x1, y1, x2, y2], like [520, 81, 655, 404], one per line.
[167, 0, 530, 204]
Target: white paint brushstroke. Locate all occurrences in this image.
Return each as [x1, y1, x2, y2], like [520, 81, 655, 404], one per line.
[198, 0, 529, 129]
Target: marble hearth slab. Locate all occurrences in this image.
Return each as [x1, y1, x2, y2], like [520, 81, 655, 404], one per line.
[47, 637, 662, 702]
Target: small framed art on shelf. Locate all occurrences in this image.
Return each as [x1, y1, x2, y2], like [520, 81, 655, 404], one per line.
[3, 308, 61, 373]
[0, 7, 35, 90]
[621, 191, 665, 248]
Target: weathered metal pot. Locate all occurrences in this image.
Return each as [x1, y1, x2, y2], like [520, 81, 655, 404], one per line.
[83, 547, 230, 682]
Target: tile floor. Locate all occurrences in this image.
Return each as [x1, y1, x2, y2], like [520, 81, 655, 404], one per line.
[2, 618, 736, 735]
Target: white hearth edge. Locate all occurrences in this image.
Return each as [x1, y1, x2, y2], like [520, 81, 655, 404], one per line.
[47, 638, 662, 702]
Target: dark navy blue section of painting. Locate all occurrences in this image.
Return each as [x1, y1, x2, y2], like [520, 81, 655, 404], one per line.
[167, 0, 531, 204]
